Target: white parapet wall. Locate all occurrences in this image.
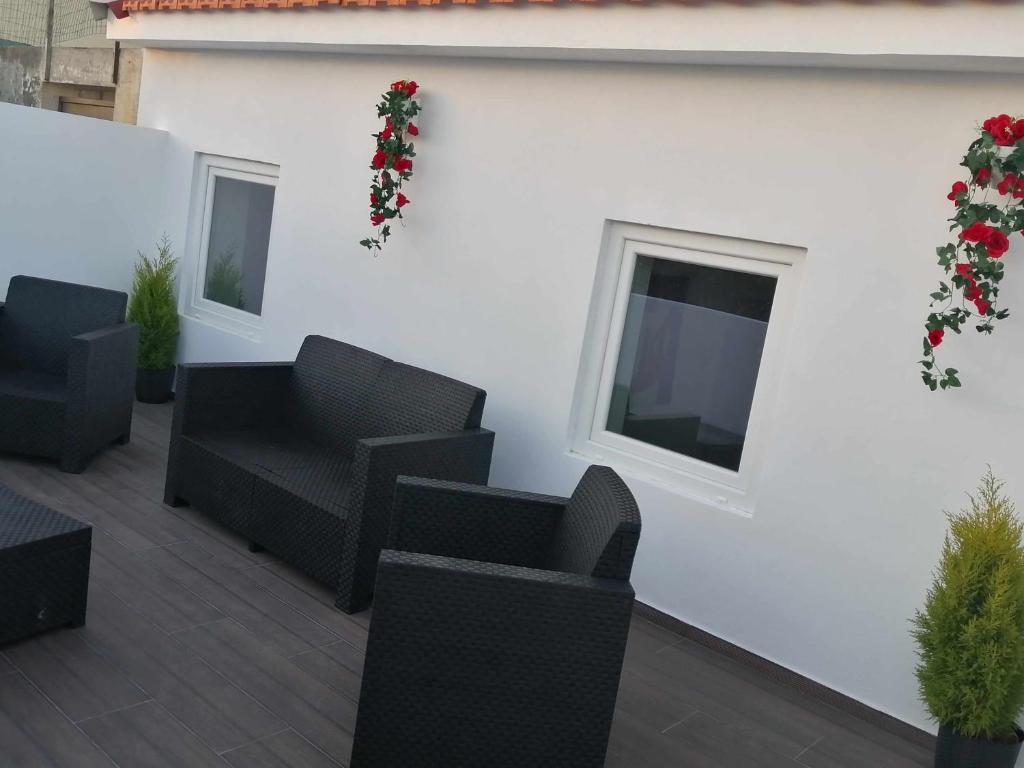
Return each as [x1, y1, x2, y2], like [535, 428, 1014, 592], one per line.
[0, 103, 169, 296]
[132, 47, 1024, 735]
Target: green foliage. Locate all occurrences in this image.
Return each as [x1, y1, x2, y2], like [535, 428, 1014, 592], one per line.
[205, 250, 245, 310]
[913, 470, 1024, 740]
[127, 236, 179, 371]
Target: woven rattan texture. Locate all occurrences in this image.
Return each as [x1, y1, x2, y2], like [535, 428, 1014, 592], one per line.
[0, 275, 127, 377]
[164, 335, 494, 614]
[352, 549, 636, 767]
[0, 483, 92, 645]
[548, 464, 642, 580]
[0, 277, 137, 473]
[388, 477, 568, 567]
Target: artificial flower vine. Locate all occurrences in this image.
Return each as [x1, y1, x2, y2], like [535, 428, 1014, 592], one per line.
[360, 80, 421, 253]
[921, 114, 1024, 390]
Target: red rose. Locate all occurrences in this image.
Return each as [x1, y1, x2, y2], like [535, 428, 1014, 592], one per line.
[947, 181, 968, 204]
[975, 167, 992, 186]
[396, 192, 410, 208]
[964, 284, 982, 301]
[371, 150, 388, 169]
[380, 124, 393, 141]
[1015, 119, 1024, 140]
[986, 228, 1010, 258]
[961, 221, 992, 242]
[975, 298, 991, 315]
[955, 263, 972, 277]
[370, 193, 378, 205]
[998, 173, 1019, 196]
[403, 81, 418, 96]
[371, 212, 386, 226]
[392, 156, 413, 173]
[391, 80, 406, 92]
[407, 122, 419, 136]
[927, 328, 944, 348]
[984, 114, 1015, 146]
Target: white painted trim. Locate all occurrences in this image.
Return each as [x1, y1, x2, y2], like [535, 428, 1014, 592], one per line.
[182, 153, 279, 342]
[108, 4, 1024, 75]
[569, 221, 805, 516]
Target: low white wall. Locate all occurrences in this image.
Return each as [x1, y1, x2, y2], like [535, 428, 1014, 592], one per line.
[0, 103, 169, 298]
[138, 49, 1024, 733]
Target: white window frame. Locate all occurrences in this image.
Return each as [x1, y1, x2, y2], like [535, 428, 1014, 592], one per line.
[569, 221, 805, 516]
[182, 153, 279, 341]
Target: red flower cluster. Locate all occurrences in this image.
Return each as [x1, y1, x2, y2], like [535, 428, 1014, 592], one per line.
[360, 79, 422, 253]
[391, 80, 418, 97]
[947, 181, 968, 205]
[997, 173, 1024, 199]
[982, 114, 1024, 146]
[923, 114, 1024, 390]
[960, 221, 1010, 258]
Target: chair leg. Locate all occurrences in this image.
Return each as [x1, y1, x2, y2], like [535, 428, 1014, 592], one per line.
[59, 455, 88, 474]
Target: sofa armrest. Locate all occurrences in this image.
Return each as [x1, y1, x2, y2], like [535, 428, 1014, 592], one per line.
[352, 549, 633, 767]
[61, 323, 140, 470]
[388, 477, 566, 568]
[334, 428, 495, 613]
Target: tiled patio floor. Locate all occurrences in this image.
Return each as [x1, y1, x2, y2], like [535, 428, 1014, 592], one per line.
[0, 403, 933, 767]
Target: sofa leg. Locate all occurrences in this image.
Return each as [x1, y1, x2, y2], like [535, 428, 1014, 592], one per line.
[114, 433, 130, 446]
[59, 456, 88, 474]
[248, 542, 265, 553]
[65, 615, 86, 629]
[164, 492, 187, 507]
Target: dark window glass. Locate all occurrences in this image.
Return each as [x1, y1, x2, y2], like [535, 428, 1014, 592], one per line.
[605, 255, 777, 471]
[204, 177, 275, 316]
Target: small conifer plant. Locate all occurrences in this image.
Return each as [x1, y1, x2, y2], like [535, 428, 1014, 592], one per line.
[127, 236, 179, 371]
[912, 469, 1024, 741]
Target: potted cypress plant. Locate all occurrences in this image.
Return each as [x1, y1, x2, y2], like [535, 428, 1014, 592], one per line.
[127, 236, 180, 403]
[912, 469, 1024, 768]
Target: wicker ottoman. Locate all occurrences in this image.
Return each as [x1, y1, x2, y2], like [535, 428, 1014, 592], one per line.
[0, 484, 92, 645]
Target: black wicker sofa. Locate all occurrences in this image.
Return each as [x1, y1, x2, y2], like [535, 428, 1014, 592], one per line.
[0, 275, 138, 473]
[164, 334, 494, 613]
[351, 465, 641, 767]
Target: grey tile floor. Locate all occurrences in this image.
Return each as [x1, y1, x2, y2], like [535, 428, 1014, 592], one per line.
[0, 402, 933, 767]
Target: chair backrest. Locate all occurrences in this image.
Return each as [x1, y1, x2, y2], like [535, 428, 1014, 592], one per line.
[0, 275, 127, 376]
[363, 360, 486, 439]
[546, 465, 641, 581]
[288, 335, 389, 455]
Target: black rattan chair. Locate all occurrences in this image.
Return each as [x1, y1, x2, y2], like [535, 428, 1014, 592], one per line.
[351, 465, 641, 768]
[164, 334, 494, 613]
[0, 275, 138, 473]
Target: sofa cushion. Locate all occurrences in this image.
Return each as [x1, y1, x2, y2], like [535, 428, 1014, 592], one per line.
[288, 335, 389, 456]
[0, 276, 127, 376]
[191, 427, 355, 513]
[0, 368, 67, 459]
[545, 466, 641, 581]
[0, 368, 67, 402]
[364, 361, 486, 440]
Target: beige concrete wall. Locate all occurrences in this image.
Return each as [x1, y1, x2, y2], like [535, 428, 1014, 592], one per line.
[0, 46, 43, 107]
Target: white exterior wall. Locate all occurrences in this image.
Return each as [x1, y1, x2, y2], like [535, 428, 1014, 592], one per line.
[137, 48, 1024, 733]
[0, 103, 169, 297]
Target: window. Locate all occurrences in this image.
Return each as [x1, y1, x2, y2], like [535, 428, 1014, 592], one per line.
[571, 222, 804, 514]
[184, 154, 279, 338]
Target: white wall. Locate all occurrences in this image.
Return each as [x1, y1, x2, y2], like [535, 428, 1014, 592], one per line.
[0, 103, 169, 298]
[138, 49, 1024, 733]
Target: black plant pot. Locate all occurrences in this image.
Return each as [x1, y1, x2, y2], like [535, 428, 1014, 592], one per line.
[935, 724, 1024, 768]
[135, 367, 175, 404]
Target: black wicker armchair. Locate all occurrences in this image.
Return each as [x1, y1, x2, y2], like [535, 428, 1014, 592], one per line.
[0, 276, 138, 473]
[351, 465, 641, 768]
[164, 334, 494, 614]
